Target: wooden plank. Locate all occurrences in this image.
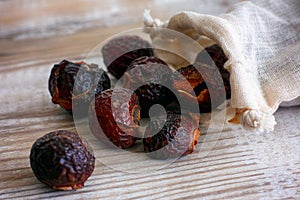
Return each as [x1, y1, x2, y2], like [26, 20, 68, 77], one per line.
[0, 0, 299, 199]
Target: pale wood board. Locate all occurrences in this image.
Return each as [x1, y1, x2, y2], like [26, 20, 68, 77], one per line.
[0, 0, 299, 199]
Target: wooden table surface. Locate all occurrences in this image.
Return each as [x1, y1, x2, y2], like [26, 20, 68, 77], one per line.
[1, 0, 299, 199]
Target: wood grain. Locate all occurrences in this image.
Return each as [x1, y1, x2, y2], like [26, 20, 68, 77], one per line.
[0, 0, 299, 199]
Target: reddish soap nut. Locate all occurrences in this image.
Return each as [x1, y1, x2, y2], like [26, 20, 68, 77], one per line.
[48, 60, 111, 112]
[30, 130, 95, 190]
[172, 45, 230, 113]
[195, 44, 231, 99]
[89, 88, 141, 149]
[172, 64, 212, 113]
[143, 112, 200, 160]
[123, 56, 169, 86]
[123, 56, 177, 118]
[101, 35, 154, 79]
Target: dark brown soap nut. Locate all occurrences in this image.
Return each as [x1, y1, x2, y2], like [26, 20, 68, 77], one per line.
[48, 60, 111, 112]
[89, 88, 141, 149]
[101, 35, 154, 79]
[172, 45, 230, 113]
[172, 64, 212, 113]
[30, 130, 95, 190]
[123, 56, 178, 118]
[195, 44, 231, 99]
[143, 112, 200, 160]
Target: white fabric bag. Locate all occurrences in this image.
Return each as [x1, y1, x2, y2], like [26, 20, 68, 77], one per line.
[143, 0, 300, 133]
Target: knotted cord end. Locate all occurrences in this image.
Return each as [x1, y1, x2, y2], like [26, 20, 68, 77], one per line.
[240, 109, 277, 133]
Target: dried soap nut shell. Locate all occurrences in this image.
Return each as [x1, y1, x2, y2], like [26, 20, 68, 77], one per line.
[123, 56, 177, 118]
[143, 112, 200, 160]
[101, 35, 154, 79]
[30, 130, 95, 190]
[172, 45, 230, 113]
[48, 60, 111, 112]
[89, 88, 141, 149]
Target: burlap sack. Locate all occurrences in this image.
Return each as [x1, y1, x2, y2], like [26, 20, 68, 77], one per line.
[143, 0, 300, 133]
